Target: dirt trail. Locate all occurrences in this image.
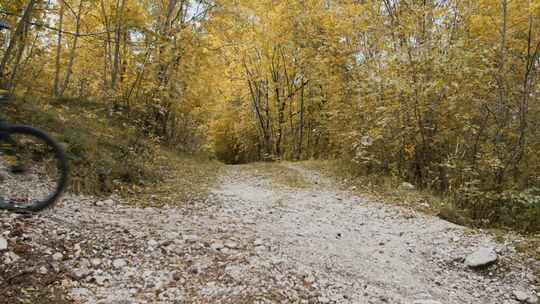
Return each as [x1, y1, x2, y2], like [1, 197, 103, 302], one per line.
[0, 163, 538, 304]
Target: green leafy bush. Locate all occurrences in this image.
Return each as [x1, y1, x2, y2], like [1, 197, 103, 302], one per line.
[454, 187, 540, 232]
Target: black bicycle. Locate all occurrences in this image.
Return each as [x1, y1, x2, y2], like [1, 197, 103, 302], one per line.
[0, 23, 68, 213]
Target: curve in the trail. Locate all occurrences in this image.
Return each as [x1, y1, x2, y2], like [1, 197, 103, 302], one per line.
[212, 163, 538, 304]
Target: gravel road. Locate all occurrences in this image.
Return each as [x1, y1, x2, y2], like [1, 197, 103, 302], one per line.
[0, 163, 538, 303]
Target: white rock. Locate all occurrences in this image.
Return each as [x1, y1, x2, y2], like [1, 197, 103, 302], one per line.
[71, 288, 94, 301]
[165, 232, 180, 240]
[465, 247, 497, 268]
[0, 237, 7, 251]
[52, 252, 64, 261]
[225, 241, 239, 249]
[94, 274, 110, 286]
[5, 251, 20, 264]
[148, 239, 159, 247]
[318, 297, 330, 304]
[413, 300, 443, 304]
[515, 291, 530, 302]
[210, 242, 224, 251]
[514, 290, 539, 304]
[183, 235, 200, 243]
[96, 199, 114, 207]
[113, 259, 127, 269]
[90, 258, 102, 267]
[38, 266, 48, 274]
[70, 267, 92, 280]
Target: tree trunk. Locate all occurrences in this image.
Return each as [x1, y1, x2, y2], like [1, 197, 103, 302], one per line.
[297, 83, 305, 160]
[111, 0, 126, 90]
[99, 0, 113, 90]
[59, 0, 84, 96]
[53, 1, 65, 97]
[0, 0, 38, 89]
[7, 23, 30, 91]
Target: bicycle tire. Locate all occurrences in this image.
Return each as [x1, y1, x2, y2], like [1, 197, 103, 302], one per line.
[0, 125, 69, 212]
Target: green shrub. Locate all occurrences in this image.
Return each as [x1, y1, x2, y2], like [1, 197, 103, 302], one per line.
[454, 187, 540, 232]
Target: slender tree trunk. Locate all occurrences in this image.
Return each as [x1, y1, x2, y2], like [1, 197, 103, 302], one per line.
[297, 83, 305, 160]
[59, 0, 84, 96]
[53, 1, 65, 97]
[99, 0, 113, 90]
[0, 0, 38, 89]
[7, 23, 30, 92]
[111, 0, 126, 90]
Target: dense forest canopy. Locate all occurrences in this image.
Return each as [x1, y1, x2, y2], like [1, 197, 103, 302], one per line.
[1, 0, 540, 217]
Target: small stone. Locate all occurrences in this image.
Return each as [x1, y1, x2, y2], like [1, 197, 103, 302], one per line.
[187, 265, 199, 274]
[70, 267, 92, 280]
[318, 296, 330, 304]
[52, 252, 64, 261]
[96, 199, 114, 207]
[165, 232, 180, 240]
[413, 301, 443, 304]
[0, 237, 7, 251]
[90, 258, 102, 267]
[183, 235, 200, 243]
[94, 274, 110, 286]
[304, 275, 316, 284]
[71, 288, 94, 301]
[210, 242, 224, 251]
[172, 271, 182, 281]
[465, 247, 497, 268]
[254, 239, 265, 247]
[225, 241, 239, 249]
[148, 239, 159, 247]
[113, 259, 127, 269]
[38, 266, 48, 274]
[513, 290, 538, 304]
[515, 291, 529, 302]
[5, 251, 20, 264]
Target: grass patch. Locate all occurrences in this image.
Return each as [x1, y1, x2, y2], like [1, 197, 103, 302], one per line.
[302, 159, 443, 213]
[304, 159, 540, 232]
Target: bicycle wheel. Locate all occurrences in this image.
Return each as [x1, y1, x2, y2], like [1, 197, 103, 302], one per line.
[0, 125, 68, 212]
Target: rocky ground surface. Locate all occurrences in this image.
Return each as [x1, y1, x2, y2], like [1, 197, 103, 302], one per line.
[0, 163, 539, 304]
